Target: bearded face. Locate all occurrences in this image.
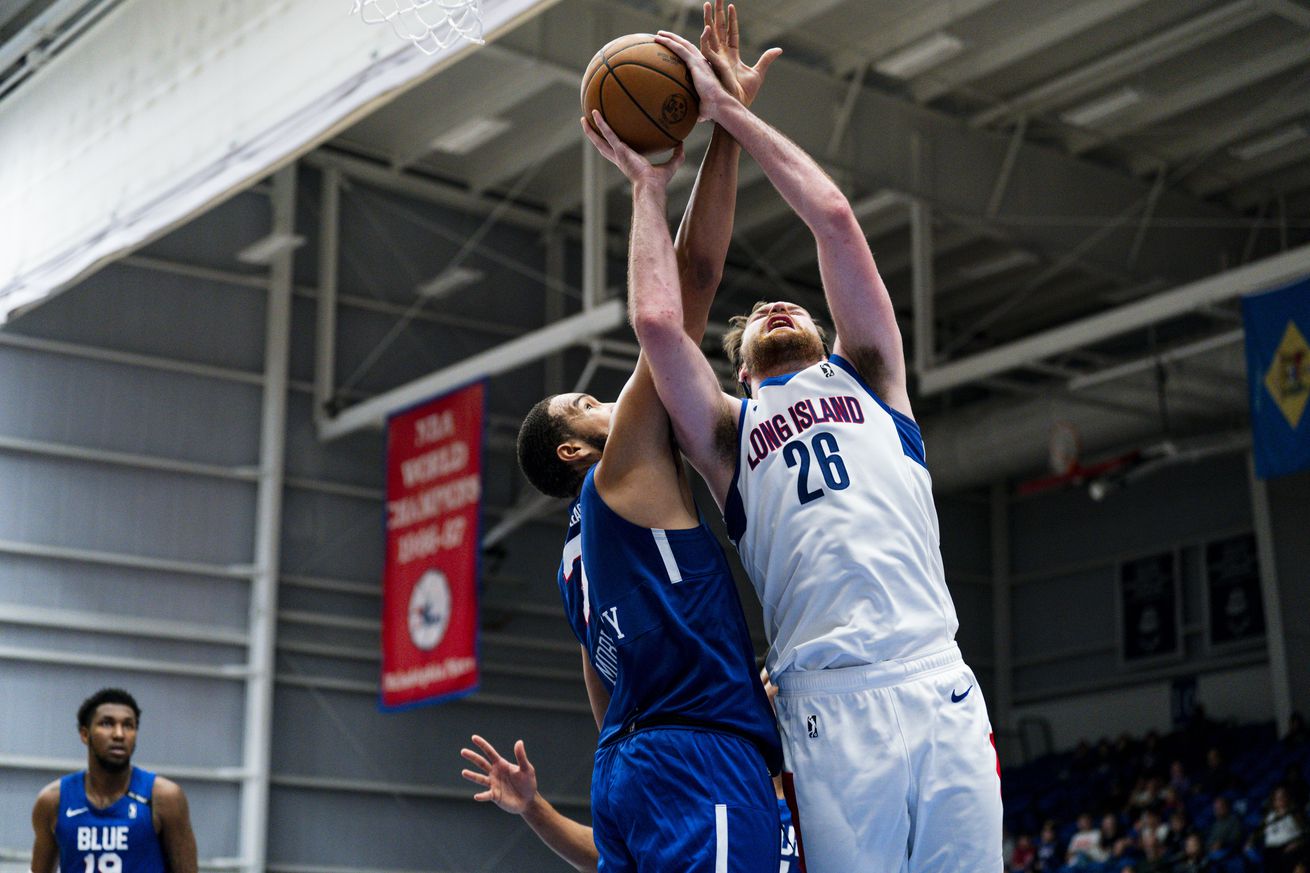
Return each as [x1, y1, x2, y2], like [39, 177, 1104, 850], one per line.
[741, 303, 826, 379]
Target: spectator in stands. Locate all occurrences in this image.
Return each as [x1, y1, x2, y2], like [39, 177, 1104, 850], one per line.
[1141, 731, 1166, 780]
[1068, 813, 1108, 867]
[1135, 808, 1168, 847]
[1205, 796, 1243, 856]
[1102, 812, 1126, 852]
[1196, 748, 1236, 797]
[1011, 833, 1036, 872]
[1036, 820, 1062, 872]
[1169, 760, 1192, 796]
[1165, 808, 1191, 854]
[1282, 763, 1310, 811]
[1136, 829, 1170, 873]
[1130, 777, 1163, 815]
[1263, 785, 1308, 873]
[1172, 832, 1211, 873]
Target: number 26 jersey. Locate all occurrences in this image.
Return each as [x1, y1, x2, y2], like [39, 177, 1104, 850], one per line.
[725, 354, 959, 674]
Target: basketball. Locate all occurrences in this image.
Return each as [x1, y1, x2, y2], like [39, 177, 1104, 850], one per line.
[581, 33, 699, 155]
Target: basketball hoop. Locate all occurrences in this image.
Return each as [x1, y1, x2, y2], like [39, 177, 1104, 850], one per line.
[352, 0, 485, 54]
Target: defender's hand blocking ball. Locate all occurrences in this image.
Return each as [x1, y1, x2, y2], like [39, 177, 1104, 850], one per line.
[581, 34, 699, 155]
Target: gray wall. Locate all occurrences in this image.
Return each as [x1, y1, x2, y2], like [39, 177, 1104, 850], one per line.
[1006, 452, 1269, 749]
[0, 175, 600, 873]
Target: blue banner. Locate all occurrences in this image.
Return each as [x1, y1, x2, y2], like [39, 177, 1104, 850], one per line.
[1242, 277, 1310, 479]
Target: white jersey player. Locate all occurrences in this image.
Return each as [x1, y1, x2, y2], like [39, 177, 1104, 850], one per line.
[583, 24, 1004, 873]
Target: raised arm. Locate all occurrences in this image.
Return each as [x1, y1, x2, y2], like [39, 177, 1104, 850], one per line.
[461, 735, 599, 873]
[587, 5, 780, 515]
[583, 113, 741, 505]
[658, 31, 910, 415]
[674, 0, 781, 337]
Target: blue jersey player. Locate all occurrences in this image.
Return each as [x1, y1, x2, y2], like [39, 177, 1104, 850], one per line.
[512, 5, 783, 870]
[29, 689, 198, 873]
[459, 735, 798, 872]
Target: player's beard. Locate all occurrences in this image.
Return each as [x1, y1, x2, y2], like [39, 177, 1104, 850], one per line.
[581, 431, 607, 455]
[745, 327, 825, 377]
[93, 750, 131, 773]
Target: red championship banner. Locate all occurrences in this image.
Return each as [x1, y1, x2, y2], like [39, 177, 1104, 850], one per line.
[381, 381, 484, 710]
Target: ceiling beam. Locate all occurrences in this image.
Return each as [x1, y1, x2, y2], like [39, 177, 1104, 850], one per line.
[749, 0, 847, 44]
[1073, 34, 1310, 153]
[919, 242, 1310, 394]
[1233, 162, 1310, 210]
[319, 298, 627, 440]
[389, 46, 570, 169]
[1133, 84, 1310, 173]
[829, 0, 1008, 78]
[910, 0, 1154, 104]
[469, 112, 582, 194]
[1190, 140, 1310, 198]
[417, 1, 1255, 297]
[969, 0, 1262, 129]
[1260, 0, 1310, 27]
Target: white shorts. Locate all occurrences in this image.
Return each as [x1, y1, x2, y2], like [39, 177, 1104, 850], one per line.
[773, 644, 1003, 873]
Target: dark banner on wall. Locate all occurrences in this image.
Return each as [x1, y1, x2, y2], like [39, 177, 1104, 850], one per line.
[1205, 533, 1265, 650]
[380, 381, 484, 710]
[1119, 552, 1180, 665]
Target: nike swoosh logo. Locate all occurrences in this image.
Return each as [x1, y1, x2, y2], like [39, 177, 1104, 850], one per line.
[951, 685, 973, 703]
[65, 808, 88, 817]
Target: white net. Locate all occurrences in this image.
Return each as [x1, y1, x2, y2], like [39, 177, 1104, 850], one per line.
[352, 0, 485, 54]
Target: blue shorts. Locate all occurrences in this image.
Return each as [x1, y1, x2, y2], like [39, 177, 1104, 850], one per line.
[592, 727, 779, 873]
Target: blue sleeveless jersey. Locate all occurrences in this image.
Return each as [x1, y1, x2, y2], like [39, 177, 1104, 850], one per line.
[557, 467, 782, 771]
[55, 768, 167, 873]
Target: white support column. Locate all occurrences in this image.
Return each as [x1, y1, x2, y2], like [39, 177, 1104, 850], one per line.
[990, 482, 1013, 733]
[1249, 454, 1293, 733]
[582, 141, 607, 309]
[910, 198, 935, 375]
[240, 165, 297, 873]
[313, 166, 340, 430]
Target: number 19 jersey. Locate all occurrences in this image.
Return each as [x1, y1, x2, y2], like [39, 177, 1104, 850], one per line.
[55, 767, 166, 873]
[724, 354, 959, 674]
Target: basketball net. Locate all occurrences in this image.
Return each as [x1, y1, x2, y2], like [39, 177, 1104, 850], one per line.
[352, 0, 485, 54]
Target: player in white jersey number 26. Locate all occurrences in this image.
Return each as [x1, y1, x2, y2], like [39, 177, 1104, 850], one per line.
[582, 24, 1005, 873]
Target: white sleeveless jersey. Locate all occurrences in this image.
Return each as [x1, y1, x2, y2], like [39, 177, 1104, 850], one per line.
[724, 354, 958, 673]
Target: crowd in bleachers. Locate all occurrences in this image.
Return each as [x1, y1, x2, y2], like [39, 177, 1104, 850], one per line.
[1002, 709, 1310, 873]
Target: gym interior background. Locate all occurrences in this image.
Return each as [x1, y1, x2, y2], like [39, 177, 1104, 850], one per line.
[1, 0, 1308, 871]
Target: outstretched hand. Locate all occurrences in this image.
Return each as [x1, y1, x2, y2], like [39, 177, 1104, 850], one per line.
[460, 735, 538, 815]
[656, 30, 734, 123]
[581, 110, 686, 188]
[699, 0, 781, 108]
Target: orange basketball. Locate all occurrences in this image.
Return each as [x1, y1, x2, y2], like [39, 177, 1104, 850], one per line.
[581, 33, 699, 156]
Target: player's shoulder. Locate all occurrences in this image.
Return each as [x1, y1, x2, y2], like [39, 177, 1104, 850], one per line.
[151, 776, 191, 821]
[32, 779, 62, 819]
[151, 775, 187, 802]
